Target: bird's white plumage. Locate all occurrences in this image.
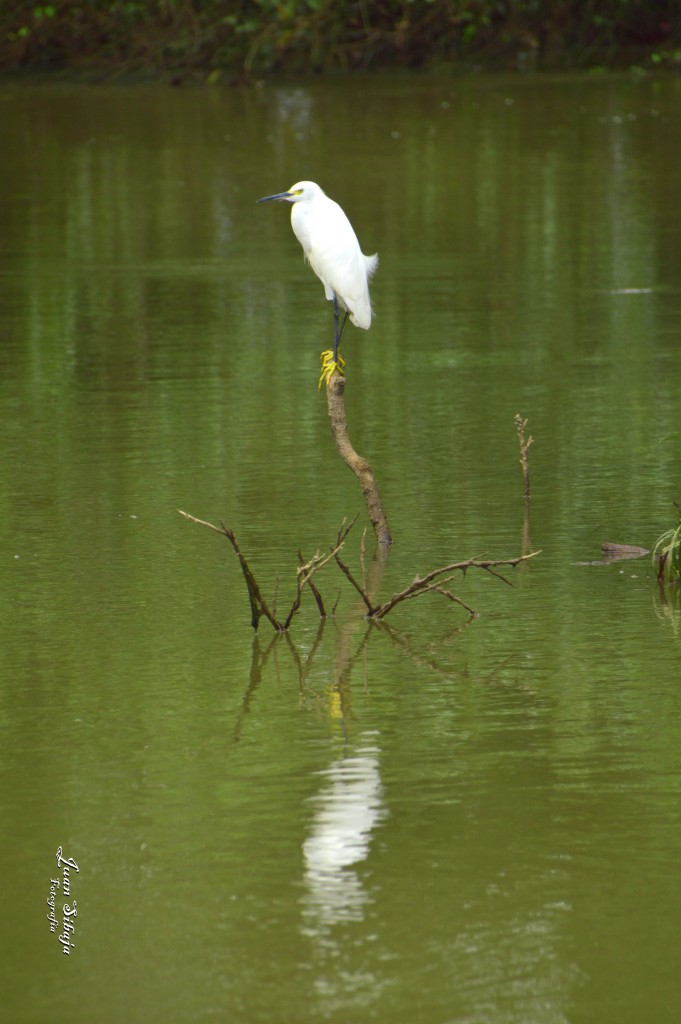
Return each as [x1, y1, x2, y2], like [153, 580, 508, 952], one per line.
[287, 181, 377, 329]
[260, 180, 377, 330]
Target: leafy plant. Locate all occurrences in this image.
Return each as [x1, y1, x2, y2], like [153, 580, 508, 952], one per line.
[654, 504, 681, 586]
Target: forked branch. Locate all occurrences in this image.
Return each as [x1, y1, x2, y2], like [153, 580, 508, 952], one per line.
[178, 510, 357, 632]
[180, 509, 540, 631]
[368, 551, 540, 620]
[282, 516, 358, 629]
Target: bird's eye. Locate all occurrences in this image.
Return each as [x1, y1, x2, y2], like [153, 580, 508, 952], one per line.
[293, 189, 304, 195]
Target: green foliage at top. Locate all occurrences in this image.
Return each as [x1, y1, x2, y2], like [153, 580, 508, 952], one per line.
[1, 1, 680, 74]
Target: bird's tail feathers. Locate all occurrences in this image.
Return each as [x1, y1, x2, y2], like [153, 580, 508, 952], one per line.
[364, 253, 379, 278]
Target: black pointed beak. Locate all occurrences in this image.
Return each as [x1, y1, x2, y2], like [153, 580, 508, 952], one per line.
[256, 191, 293, 204]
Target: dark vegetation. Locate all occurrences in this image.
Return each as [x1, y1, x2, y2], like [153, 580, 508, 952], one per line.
[2, 1, 680, 78]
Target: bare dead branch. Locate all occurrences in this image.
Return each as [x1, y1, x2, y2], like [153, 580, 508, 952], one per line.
[360, 527, 368, 593]
[515, 414, 534, 500]
[217, 519, 282, 631]
[298, 549, 326, 617]
[334, 554, 378, 615]
[370, 550, 541, 619]
[178, 509, 228, 536]
[429, 586, 478, 618]
[180, 510, 540, 633]
[479, 565, 514, 586]
[178, 509, 282, 631]
[325, 369, 392, 547]
[283, 521, 357, 629]
[283, 554, 318, 630]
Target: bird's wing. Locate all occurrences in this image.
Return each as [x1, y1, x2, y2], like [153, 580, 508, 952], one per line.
[291, 198, 375, 326]
[315, 203, 365, 291]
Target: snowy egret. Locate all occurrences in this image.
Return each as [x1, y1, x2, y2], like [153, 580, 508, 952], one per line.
[256, 181, 378, 385]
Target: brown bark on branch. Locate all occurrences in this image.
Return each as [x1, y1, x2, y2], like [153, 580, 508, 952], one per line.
[178, 510, 281, 630]
[283, 521, 355, 628]
[297, 549, 326, 618]
[334, 553, 379, 616]
[179, 511, 540, 631]
[178, 509, 356, 631]
[325, 369, 392, 548]
[369, 550, 541, 620]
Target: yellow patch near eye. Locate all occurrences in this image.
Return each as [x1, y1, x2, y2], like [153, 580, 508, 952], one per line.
[292, 188, 304, 195]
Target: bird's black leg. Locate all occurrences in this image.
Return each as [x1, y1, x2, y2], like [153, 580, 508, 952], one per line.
[332, 295, 349, 364]
[338, 312, 349, 352]
[333, 295, 341, 362]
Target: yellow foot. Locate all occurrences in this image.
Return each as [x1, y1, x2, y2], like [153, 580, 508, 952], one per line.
[318, 350, 346, 389]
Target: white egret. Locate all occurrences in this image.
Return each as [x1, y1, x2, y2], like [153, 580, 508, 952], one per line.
[257, 181, 378, 385]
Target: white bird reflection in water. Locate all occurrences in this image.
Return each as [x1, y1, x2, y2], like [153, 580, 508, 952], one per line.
[301, 732, 386, 935]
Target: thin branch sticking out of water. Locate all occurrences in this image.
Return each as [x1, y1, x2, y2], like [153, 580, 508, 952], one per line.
[178, 510, 356, 631]
[179, 509, 540, 632]
[515, 414, 534, 500]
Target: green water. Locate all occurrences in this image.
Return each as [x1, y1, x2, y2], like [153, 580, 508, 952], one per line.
[2, 72, 681, 1023]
